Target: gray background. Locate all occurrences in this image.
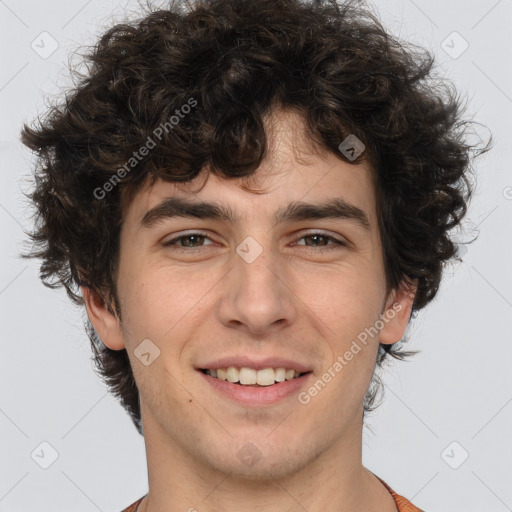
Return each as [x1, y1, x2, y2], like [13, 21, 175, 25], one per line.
[1, 0, 511, 510]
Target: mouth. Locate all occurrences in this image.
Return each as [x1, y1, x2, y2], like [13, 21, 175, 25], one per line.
[195, 357, 314, 405]
[198, 367, 312, 387]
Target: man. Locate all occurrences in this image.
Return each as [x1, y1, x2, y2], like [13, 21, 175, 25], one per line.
[21, 0, 482, 510]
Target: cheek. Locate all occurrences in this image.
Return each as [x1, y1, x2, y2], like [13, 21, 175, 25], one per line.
[299, 268, 385, 336]
[297, 270, 384, 400]
[118, 266, 216, 387]
[119, 264, 206, 338]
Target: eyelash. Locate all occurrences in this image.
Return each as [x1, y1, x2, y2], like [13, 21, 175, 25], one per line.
[162, 231, 347, 254]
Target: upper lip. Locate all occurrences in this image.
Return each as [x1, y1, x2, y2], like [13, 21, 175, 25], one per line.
[197, 356, 313, 373]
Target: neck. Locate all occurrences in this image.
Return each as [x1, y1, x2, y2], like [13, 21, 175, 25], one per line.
[136, 411, 397, 512]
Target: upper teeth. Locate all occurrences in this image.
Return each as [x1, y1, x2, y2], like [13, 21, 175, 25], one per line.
[206, 367, 302, 386]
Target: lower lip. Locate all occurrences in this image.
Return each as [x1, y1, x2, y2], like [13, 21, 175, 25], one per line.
[198, 370, 313, 406]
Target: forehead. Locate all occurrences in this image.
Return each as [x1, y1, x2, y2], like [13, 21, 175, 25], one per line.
[122, 109, 378, 229]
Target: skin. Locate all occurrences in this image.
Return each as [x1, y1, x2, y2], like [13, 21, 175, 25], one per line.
[83, 108, 416, 512]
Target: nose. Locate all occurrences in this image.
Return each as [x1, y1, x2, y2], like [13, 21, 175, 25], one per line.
[217, 242, 297, 336]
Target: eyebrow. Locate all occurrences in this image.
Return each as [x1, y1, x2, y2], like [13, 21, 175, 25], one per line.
[140, 197, 371, 231]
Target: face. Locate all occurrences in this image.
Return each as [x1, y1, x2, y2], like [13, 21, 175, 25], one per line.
[84, 109, 414, 481]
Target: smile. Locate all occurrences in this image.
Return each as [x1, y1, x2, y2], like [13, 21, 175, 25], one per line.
[200, 366, 309, 386]
[198, 367, 313, 406]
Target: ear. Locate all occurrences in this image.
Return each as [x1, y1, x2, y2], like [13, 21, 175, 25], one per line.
[81, 286, 125, 350]
[378, 278, 417, 345]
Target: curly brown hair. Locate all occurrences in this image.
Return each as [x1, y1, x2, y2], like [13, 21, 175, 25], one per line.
[20, 0, 488, 435]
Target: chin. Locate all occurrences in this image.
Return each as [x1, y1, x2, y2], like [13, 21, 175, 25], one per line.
[220, 460, 308, 482]
[201, 442, 315, 482]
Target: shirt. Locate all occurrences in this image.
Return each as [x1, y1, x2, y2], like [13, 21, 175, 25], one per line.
[120, 478, 424, 511]
[376, 477, 424, 512]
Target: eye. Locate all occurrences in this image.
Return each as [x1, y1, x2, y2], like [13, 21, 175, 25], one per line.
[293, 231, 347, 253]
[162, 230, 347, 254]
[162, 231, 214, 253]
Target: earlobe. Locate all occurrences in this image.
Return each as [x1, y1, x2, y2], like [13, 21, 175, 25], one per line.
[378, 279, 417, 345]
[81, 286, 125, 350]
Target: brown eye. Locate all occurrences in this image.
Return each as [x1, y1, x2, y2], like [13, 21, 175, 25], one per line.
[163, 232, 214, 251]
[294, 231, 347, 253]
[302, 234, 331, 246]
